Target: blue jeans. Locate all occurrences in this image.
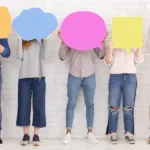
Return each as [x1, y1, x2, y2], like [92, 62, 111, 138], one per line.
[16, 78, 46, 128]
[66, 74, 96, 129]
[108, 74, 137, 134]
[0, 64, 2, 135]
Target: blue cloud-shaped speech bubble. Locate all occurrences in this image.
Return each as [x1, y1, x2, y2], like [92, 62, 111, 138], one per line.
[12, 8, 57, 43]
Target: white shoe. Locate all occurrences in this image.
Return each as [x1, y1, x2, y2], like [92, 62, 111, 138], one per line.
[110, 133, 118, 144]
[62, 133, 72, 144]
[86, 132, 98, 144]
[125, 132, 135, 144]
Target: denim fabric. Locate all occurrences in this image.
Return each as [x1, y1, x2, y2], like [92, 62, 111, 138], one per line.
[66, 74, 96, 129]
[17, 77, 46, 128]
[0, 39, 11, 136]
[108, 74, 137, 133]
[0, 63, 2, 135]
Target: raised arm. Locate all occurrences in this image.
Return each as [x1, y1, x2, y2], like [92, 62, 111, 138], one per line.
[94, 42, 106, 59]
[134, 48, 144, 64]
[14, 32, 24, 60]
[0, 39, 11, 58]
[42, 39, 50, 60]
[59, 43, 70, 61]
[58, 31, 70, 60]
[16, 38, 24, 60]
[104, 40, 114, 66]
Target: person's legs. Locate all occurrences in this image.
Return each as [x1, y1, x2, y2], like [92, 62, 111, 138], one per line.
[82, 74, 96, 132]
[123, 74, 137, 144]
[62, 74, 81, 144]
[0, 67, 2, 145]
[81, 74, 97, 144]
[32, 77, 46, 146]
[0, 68, 2, 135]
[66, 74, 81, 131]
[108, 74, 123, 144]
[16, 78, 32, 146]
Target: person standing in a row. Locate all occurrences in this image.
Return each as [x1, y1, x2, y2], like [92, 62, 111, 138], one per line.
[58, 31, 108, 144]
[0, 39, 11, 145]
[105, 40, 144, 144]
[15, 32, 49, 146]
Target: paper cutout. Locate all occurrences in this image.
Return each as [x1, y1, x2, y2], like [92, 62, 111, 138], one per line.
[60, 11, 106, 51]
[112, 17, 143, 53]
[12, 8, 57, 43]
[0, 6, 11, 38]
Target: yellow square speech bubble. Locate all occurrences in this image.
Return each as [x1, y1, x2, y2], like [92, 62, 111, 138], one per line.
[112, 17, 143, 53]
[0, 6, 11, 38]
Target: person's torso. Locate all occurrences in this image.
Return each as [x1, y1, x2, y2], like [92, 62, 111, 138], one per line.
[110, 49, 137, 74]
[68, 49, 95, 78]
[19, 41, 45, 79]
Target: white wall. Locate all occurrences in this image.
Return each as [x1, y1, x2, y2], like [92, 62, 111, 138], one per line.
[0, 0, 150, 139]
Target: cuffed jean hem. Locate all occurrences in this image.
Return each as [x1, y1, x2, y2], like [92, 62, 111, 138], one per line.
[66, 127, 72, 129]
[124, 131, 133, 134]
[87, 127, 93, 129]
[32, 123, 46, 128]
[16, 124, 30, 127]
[33, 125, 46, 128]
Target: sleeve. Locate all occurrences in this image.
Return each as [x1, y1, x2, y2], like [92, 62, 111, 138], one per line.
[59, 43, 70, 61]
[42, 39, 50, 60]
[94, 42, 106, 59]
[16, 39, 24, 60]
[104, 48, 115, 67]
[1, 39, 11, 58]
[104, 55, 114, 67]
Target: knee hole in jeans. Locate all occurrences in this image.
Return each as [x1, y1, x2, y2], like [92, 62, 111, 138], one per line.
[124, 106, 133, 111]
[109, 106, 119, 115]
[110, 106, 119, 111]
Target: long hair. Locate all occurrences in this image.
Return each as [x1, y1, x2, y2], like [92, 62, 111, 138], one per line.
[22, 39, 44, 49]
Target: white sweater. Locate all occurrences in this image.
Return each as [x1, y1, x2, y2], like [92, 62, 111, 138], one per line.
[104, 49, 144, 74]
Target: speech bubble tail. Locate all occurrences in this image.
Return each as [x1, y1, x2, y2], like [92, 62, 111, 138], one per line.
[125, 48, 131, 54]
[37, 39, 41, 44]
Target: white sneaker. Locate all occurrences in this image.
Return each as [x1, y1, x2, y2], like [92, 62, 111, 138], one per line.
[125, 132, 135, 144]
[62, 133, 72, 144]
[86, 132, 98, 144]
[110, 133, 118, 144]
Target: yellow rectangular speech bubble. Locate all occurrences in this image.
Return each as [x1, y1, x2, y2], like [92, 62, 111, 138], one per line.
[112, 17, 143, 53]
[0, 6, 11, 38]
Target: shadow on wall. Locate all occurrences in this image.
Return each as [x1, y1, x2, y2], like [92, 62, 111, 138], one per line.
[147, 26, 150, 51]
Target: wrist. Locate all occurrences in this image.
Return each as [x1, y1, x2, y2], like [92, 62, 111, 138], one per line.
[108, 48, 113, 53]
[0, 47, 4, 53]
[135, 48, 142, 56]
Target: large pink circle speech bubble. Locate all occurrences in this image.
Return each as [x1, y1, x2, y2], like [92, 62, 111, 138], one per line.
[60, 11, 106, 51]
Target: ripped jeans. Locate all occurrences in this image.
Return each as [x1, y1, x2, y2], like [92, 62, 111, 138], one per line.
[108, 74, 137, 133]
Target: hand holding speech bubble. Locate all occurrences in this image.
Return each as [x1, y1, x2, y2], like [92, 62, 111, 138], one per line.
[12, 8, 58, 43]
[0, 6, 11, 38]
[60, 11, 107, 51]
[112, 17, 143, 54]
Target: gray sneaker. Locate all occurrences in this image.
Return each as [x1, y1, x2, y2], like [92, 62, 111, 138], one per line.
[125, 133, 135, 144]
[110, 133, 118, 144]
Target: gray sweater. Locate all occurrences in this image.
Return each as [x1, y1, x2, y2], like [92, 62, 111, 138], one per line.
[16, 39, 49, 79]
